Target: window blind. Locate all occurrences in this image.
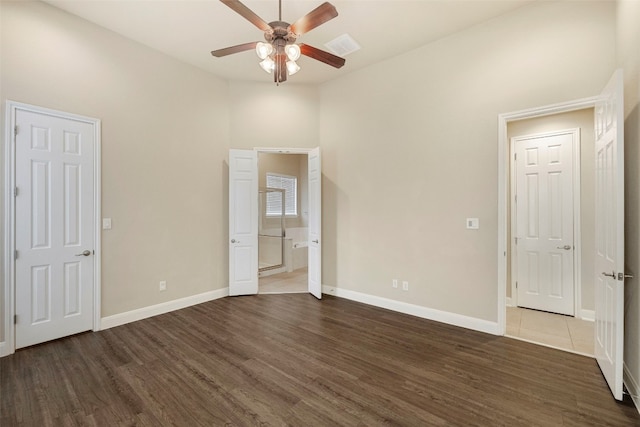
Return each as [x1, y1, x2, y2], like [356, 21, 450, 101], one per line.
[266, 173, 297, 216]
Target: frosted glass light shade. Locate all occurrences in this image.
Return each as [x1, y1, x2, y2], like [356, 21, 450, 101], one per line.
[285, 44, 301, 61]
[256, 42, 274, 60]
[259, 57, 275, 73]
[286, 60, 300, 76]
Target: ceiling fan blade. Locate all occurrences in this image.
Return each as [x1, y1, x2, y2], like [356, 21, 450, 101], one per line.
[290, 2, 338, 35]
[211, 41, 258, 57]
[220, 0, 271, 32]
[300, 44, 345, 69]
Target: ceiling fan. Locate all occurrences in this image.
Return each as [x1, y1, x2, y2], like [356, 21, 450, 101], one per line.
[211, 0, 346, 84]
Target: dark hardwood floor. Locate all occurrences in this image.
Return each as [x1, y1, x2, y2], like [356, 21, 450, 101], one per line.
[2, 294, 639, 426]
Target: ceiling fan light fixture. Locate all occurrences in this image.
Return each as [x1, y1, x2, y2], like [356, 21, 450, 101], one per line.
[256, 42, 274, 60]
[286, 60, 300, 76]
[259, 57, 275, 73]
[285, 44, 301, 61]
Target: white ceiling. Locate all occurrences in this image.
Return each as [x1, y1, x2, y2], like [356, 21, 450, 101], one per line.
[44, 0, 535, 84]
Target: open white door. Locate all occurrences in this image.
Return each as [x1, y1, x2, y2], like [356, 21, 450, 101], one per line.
[229, 149, 258, 296]
[308, 147, 322, 299]
[594, 70, 625, 401]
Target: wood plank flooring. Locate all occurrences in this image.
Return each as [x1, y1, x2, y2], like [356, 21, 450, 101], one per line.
[2, 294, 639, 426]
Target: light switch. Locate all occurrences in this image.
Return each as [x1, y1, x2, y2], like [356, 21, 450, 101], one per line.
[102, 218, 112, 230]
[466, 218, 479, 229]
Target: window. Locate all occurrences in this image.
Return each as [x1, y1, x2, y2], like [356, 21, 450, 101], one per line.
[266, 173, 297, 216]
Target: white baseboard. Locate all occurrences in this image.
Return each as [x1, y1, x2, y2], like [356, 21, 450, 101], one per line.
[580, 309, 595, 321]
[323, 286, 499, 335]
[101, 288, 229, 330]
[624, 362, 640, 414]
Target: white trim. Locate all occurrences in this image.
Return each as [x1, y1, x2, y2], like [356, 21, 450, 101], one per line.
[3, 103, 16, 357]
[100, 288, 229, 330]
[624, 363, 640, 414]
[93, 119, 102, 331]
[573, 129, 582, 318]
[506, 297, 514, 307]
[580, 309, 595, 322]
[254, 147, 313, 154]
[509, 128, 582, 316]
[2, 101, 101, 357]
[323, 286, 499, 335]
[497, 96, 598, 335]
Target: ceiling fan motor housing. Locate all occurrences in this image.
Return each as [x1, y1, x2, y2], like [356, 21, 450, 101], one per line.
[265, 21, 298, 45]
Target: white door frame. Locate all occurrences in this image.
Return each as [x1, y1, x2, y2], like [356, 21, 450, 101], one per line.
[509, 128, 582, 316]
[497, 97, 597, 335]
[2, 101, 102, 357]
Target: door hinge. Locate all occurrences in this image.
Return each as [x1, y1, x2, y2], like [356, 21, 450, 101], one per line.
[14, 314, 17, 325]
[14, 125, 19, 136]
[15, 250, 19, 260]
[514, 153, 517, 160]
[514, 195, 517, 203]
[516, 281, 518, 289]
[515, 237, 518, 245]
[14, 187, 18, 197]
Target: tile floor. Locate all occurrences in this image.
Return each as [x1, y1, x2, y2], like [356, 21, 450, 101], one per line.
[259, 267, 308, 294]
[506, 306, 594, 356]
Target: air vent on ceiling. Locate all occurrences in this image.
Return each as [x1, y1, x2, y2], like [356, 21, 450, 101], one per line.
[325, 33, 361, 57]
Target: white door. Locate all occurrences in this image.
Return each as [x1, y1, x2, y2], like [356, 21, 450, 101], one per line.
[15, 109, 95, 349]
[229, 149, 258, 296]
[594, 70, 625, 401]
[513, 131, 576, 316]
[308, 147, 322, 299]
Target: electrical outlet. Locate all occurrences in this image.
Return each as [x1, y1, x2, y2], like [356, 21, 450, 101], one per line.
[392, 279, 398, 288]
[402, 281, 409, 291]
[159, 280, 167, 291]
[102, 218, 112, 230]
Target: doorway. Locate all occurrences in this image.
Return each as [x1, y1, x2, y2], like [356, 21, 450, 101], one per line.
[3, 101, 101, 356]
[228, 147, 321, 299]
[501, 105, 597, 355]
[257, 152, 308, 294]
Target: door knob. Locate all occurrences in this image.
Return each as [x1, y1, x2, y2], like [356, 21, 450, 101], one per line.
[312, 239, 319, 244]
[556, 245, 572, 250]
[602, 271, 616, 278]
[231, 239, 238, 243]
[75, 250, 91, 257]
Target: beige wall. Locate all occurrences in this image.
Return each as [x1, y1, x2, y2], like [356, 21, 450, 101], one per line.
[506, 109, 596, 311]
[0, 1, 231, 334]
[228, 82, 319, 150]
[617, 0, 640, 404]
[319, 1, 615, 322]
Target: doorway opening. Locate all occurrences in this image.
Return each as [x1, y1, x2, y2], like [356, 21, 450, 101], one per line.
[228, 147, 321, 298]
[257, 151, 309, 294]
[498, 98, 598, 356]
